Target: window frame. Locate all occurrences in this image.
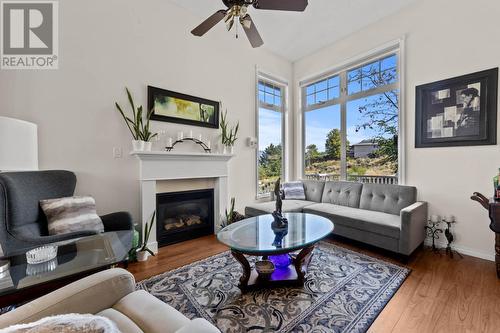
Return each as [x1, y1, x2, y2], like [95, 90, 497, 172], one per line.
[300, 41, 404, 183]
[256, 72, 288, 198]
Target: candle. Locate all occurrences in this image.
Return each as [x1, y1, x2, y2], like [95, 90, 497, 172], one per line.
[189, 130, 193, 138]
[179, 132, 184, 140]
[168, 137, 172, 147]
[430, 215, 439, 223]
[207, 141, 211, 149]
[198, 134, 202, 141]
[444, 215, 455, 223]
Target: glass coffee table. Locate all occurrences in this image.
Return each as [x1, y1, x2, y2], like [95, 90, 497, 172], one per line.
[217, 213, 334, 291]
[0, 231, 131, 307]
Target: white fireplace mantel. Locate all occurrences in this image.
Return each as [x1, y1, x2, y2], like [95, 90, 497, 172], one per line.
[131, 151, 234, 252]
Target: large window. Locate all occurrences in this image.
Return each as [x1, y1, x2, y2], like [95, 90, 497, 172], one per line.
[257, 78, 286, 196]
[303, 52, 400, 184]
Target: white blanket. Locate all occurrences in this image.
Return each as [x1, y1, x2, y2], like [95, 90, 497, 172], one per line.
[0, 314, 120, 333]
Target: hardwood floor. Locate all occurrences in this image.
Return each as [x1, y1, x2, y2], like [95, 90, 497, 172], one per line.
[128, 235, 500, 333]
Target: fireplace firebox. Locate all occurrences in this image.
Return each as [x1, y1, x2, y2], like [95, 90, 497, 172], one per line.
[156, 189, 214, 247]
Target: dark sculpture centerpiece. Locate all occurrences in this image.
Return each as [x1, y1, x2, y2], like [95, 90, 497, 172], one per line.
[269, 178, 291, 269]
[272, 178, 288, 228]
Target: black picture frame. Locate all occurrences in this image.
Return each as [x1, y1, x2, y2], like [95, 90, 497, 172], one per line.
[148, 86, 219, 129]
[415, 68, 498, 148]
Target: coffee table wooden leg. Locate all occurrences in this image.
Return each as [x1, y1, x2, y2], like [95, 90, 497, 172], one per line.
[294, 245, 315, 284]
[231, 250, 251, 289]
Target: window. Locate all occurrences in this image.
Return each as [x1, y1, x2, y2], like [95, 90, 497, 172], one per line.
[306, 76, 340, 106]
[257, 78, 286, 196]
[303, 52, 400, 184]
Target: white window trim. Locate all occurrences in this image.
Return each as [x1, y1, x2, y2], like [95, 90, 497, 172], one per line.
[255, 69, 289, 199]
[297, 37, 406, 184]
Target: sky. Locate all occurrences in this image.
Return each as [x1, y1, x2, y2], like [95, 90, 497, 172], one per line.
[259, 108, 282, 151]
[305, 98, 386, 152]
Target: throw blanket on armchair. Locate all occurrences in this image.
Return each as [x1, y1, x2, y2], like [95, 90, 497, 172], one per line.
[1, 314, 120, 333]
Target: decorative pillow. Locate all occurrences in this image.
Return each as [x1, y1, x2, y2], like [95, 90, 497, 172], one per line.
[282, 181, 306, 200]
[2, 313, 121, 333]
[40, 196, 104, 236]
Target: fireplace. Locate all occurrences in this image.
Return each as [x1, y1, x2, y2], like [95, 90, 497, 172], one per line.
[156, 189, 214, 247]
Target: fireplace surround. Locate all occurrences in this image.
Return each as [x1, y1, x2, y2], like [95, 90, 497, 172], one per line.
[131, 151, 233, 253]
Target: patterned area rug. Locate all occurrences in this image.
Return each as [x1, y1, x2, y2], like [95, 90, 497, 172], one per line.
[137, 242, 409, 333]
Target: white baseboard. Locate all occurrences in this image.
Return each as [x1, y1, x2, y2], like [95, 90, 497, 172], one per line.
[424, 239, 495, 262]
[148, 238, 494, 262]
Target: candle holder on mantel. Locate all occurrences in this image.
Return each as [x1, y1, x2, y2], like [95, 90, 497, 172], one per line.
[425, 219, 443, 254]
[443, 217, 463, 259]
[165, 137, 211, 153]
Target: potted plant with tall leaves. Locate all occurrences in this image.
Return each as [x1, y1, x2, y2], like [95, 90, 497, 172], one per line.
[137, 212, 156, 262]
[141, 110, 156, 151]
[220, 110, 239, 154]
[220, 197, 245, 228]
[115, 88, 157, 151]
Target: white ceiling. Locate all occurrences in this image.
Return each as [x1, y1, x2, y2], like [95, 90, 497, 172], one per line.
[168, 0, 417, 62]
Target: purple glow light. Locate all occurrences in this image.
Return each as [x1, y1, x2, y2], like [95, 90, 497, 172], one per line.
[269, 254, 291, 269]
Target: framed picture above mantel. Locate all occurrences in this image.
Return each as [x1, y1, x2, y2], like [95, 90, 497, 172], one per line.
[415, 68, 498, 148]
[148, 86, 220, 128]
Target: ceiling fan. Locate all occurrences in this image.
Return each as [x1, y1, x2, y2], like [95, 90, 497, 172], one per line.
[191, 0, 309, 48]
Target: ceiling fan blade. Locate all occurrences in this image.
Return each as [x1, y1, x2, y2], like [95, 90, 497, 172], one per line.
[226, 18, 234, 31]
[241, 15, 263, 48]
[191, 10, 227, 36]
[253, 0, 308, 11]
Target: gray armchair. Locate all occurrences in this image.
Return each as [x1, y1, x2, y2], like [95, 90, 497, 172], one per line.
[0, 170, 133, 256]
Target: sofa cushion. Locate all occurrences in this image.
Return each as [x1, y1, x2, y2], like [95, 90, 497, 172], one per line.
[283, 181, 306, 200]
[303, 203, 401, 239]
[359, 183, 417, 216]
[98, 308, 143, 333]
[301, 180, 325, 202]
[321, 181, 363, 208]
[113, 290, 190, 333]
[175, 319, 221, 333]
[245, 200, 315, 217]
[40, 196, 105, 236]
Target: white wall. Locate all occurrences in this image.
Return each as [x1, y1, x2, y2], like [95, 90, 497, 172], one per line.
[0, 0, 292, 221]
[293, 0, 500, 260]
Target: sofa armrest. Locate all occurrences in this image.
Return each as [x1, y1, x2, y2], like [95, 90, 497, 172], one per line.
[0, 268, 135, 328]
[399, 201, 428, 256]
[175, 318, 221, 333]
[101, 212, 134, 232]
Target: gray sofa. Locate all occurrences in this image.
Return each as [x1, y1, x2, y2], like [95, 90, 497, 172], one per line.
[246, 180, 427, 256]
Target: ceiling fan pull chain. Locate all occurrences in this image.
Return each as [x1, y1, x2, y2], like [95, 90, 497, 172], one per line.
[235, 19, 239, 39]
